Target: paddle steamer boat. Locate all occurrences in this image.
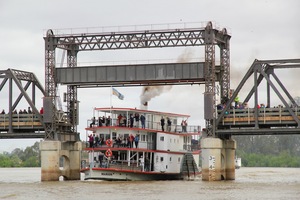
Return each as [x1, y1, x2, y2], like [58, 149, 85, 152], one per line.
[80, 107, 202, 181]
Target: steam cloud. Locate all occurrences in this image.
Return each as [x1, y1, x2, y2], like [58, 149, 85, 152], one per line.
[140, 48, 194, 109]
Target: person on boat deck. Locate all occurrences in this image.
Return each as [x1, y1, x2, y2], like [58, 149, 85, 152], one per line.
[98, 117, 103, 127]
[90, 116, 96, 128]
[129, 134, 135, 148]
[106, 116, 111, 126]
[99, 136, 104, 147]
[145, 157, 150, 171]
[1, 109, 5, 114]
[125, 137, 129, 147]
[95, 134, 100, 147]
[117, 114, 122, 126]
[121, 137, 126, 147]
[114, 137, 122, 147]
[140, 114, 145, 129]
[98, 152, 104, 167]
[167, 117, 172, 132]
[160, 117, 165, 132]
[129, 114, 134, 128]
[122, 114, 127, 127]
[134, 113, 140, 127]
[134, 134, 139, 148]
[101, 116, 106, 125]
[88, 134, 94, 148]
[139, 156, 144, 171]
[181, 120, 187, 132]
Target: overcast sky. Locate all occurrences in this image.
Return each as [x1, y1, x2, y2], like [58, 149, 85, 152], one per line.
[0, 0, 299, 152]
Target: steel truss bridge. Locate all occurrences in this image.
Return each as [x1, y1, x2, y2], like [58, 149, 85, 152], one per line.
[44, 21, 230, 140]
[216, 59, 300, 137]
[1, 22, 299, 140]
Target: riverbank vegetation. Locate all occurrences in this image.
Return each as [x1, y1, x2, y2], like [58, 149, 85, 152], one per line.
[234, 135, 300, 167]
[0, 142, 40, 167]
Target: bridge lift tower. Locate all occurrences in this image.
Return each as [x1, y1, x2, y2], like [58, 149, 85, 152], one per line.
[41, 22, 231, 181]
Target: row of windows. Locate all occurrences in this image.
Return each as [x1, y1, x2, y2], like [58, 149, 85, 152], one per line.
[159, 136, 191, 143]
[156, 155, 181, 163]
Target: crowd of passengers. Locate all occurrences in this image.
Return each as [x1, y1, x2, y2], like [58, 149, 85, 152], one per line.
[1, 107, 44, 115]
[88, 133, 140, 149]
[217, 94, 296, 113]
[89, 113, 146, 129]
[89, 114, 189, 133]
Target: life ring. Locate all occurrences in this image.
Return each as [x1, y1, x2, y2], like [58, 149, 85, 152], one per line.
[105, 139, 112, 147]
[105, 149, 112, 157]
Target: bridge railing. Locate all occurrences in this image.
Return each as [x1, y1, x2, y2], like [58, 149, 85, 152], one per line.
[217, 107, 300, 127]
[0, 114, 43, 129]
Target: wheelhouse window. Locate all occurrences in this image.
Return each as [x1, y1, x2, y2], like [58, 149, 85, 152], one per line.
[160, 136, 164, 141]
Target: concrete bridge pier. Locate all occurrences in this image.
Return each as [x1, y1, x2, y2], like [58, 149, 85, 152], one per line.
[201, 138, 236, 181]
[40, 141, 82, 181]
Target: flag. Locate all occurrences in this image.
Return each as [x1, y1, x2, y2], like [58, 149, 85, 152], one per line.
[112, 87, 124, 100]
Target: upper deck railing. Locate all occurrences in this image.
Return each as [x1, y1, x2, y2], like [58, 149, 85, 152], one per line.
[87, 117, 201, 135]
[217, 106, 300, 129]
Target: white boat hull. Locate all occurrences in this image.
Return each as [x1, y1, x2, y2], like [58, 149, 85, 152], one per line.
[81, 168, 200, 181]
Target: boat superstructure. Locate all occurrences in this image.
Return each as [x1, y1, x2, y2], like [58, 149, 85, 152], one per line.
[80, 107, 202, 181]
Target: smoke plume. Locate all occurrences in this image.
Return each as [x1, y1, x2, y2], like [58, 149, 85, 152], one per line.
[139, 48, 194, 109]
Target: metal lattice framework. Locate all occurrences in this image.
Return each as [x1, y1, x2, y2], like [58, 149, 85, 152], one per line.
[216, 59, 300, 136]
[44, 22, 231, 140]
[0, 69, 45, 138]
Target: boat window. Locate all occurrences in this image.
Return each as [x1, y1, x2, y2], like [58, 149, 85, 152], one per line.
[170, 139, 172, 143]
[160, 157, 164, 162]
[112, 132, 117, 140]
[178, 157, 181, 162]
[141, 134, 146, 142]
[105, 134, 110, 140]
[170, 157, 172, 162]
[160, 136, 164, 141]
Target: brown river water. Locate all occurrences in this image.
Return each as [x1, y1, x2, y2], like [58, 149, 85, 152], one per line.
[0, 167, 299, 200]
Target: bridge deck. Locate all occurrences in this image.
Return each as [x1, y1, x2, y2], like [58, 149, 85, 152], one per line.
[0, 114, 43, 129]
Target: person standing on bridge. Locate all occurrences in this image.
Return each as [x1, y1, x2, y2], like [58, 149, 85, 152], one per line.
[234, 95, 240, 109]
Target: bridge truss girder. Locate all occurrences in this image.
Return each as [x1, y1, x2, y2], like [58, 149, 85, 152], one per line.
[44, 22, 231, 140]
[0, 69, 45, 137]
[216, 59, 300, 137]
